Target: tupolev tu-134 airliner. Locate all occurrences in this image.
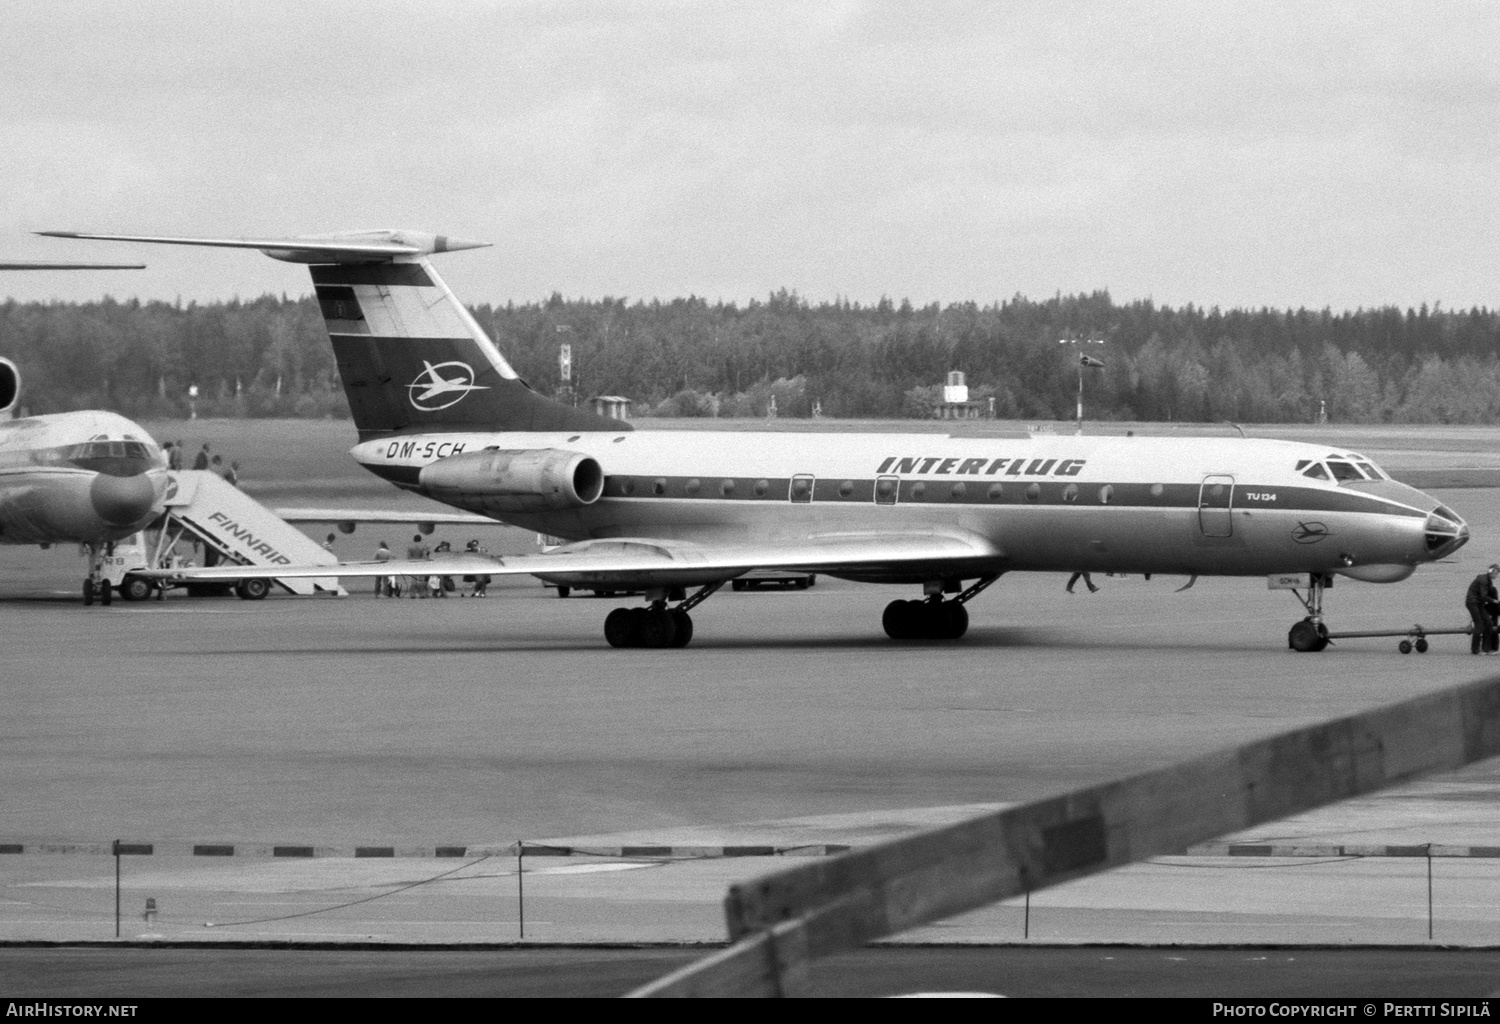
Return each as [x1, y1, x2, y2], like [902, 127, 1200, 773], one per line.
[43, 229, 1470, 649]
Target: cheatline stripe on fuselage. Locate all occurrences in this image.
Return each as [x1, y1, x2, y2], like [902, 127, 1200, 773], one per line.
[360, 463, 1428, 518]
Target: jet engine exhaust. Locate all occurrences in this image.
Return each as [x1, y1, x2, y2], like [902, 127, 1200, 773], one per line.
[0, 358, 18, 417]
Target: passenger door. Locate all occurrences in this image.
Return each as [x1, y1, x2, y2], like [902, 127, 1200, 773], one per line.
[1198, 475, 1234, 537]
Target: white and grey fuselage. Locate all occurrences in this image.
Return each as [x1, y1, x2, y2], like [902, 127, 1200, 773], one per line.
[353, 429, 1465, 585]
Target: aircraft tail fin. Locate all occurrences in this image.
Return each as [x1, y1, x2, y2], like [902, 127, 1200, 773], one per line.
[311, 255, 625, 438]
[37, 229, 628, 438]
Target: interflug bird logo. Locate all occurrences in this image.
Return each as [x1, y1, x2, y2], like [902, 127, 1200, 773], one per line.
[407, 360, 489, 412]
[1292, 521, 1331, 544]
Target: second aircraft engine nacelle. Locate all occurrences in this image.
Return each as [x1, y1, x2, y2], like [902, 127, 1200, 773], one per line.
[418, 448, 604, 511]
[0, 358, 18, 419]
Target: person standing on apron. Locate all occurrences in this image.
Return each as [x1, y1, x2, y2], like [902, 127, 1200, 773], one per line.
[373, 540, 391, 597]
[1465, 564, 1499, 654]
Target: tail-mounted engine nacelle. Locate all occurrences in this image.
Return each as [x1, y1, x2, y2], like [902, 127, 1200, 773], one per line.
[0, 358, 18, 419]
[419, 448, 604, 511]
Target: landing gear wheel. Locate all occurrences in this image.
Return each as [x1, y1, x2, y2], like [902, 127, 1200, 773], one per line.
[627, 606, 649, 644]
[883, 599, 917, 640]
[234, 578, 271, 601]
[120, 575, 154, 602]
[604, 607, 637, 648]
[1288, 618, 1329, 652]
[731, 579, 746, 592]
[669, 609, 693, 648]
[921, 601, 967, 640]
[83, 579, 95, 606]
[557, 586, 571, 599]
[1415, 638, 1429, 654]
[884, 599, 968, 640]
[639, 607, 678, 648]
[1399, 640, 1413, 654]
[947, 602, 969, 640]
[99, 581, 112, 606]
[919, 601, 945, 640]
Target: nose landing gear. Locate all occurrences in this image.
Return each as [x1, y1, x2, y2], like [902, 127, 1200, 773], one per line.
[81, 542, 112, 606]
[1288, 618, 1329, 652]
[1286, 572, 1331, 652]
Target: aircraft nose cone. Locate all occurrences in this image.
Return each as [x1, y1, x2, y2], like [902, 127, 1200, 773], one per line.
[1424, 504, 1469, 559]
[90, 471, 158, 526]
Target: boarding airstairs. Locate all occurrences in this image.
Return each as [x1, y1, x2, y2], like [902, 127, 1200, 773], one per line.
[106, 470, 345, 599]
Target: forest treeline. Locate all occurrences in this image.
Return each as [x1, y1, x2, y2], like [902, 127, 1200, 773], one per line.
[4, 290, 1500, 423]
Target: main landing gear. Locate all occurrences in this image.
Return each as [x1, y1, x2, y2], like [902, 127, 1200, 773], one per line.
[604, 581, 723, 649]
[1287, 572, 1332, 652]
[883, 575, 999, 642]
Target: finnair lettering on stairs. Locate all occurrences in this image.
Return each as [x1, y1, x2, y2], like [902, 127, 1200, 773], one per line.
[206, 511, 293, 565]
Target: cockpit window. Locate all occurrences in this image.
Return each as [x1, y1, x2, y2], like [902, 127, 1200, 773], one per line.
[1342, 452, 1389, 480]
[71, 440, 152, 461]
[1432, 505, 1463, 528]
[1326, 461, 1364, 483]
[1302, 462, 1330, 481]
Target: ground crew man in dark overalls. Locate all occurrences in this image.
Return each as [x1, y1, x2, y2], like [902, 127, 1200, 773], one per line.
[1465, 563, 1500, 655]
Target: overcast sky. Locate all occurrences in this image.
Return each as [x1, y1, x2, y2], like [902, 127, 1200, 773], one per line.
[2, 0, 1496, 312]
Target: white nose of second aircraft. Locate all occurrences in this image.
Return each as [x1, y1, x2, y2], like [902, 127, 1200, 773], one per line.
[90, 470, 161, 526]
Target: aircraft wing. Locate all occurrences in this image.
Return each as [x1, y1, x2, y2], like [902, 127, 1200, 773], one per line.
[274, 508, 497, 527]
[0, 261, 144, 270]
[138, 530, 1003, 585]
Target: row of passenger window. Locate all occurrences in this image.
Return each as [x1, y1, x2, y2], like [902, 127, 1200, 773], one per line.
[616, 476, 1159, 504]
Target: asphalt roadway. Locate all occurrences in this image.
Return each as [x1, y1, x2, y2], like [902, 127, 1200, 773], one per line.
[5, 486, 1500, 996]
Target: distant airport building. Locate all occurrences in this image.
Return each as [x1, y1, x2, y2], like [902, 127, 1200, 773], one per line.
[935, 371, 985, 420]
[591, 395, 632, 421]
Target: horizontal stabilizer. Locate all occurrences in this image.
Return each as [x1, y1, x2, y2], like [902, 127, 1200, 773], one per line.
[36, 230, 488, 265]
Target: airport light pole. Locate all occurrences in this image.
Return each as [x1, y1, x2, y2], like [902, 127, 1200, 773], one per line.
[556, 325, 575, 407]
[1058, 336, 1106, 433]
